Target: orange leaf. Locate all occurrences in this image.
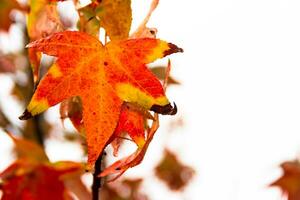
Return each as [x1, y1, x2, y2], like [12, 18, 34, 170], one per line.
[117, 104, 147, 146]
[19, 31, 182, 170]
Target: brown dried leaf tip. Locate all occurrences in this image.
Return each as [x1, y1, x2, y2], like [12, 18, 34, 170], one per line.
[19, 109, 33, 120]
[150, 102, 177, 115]
[164, 43, 184, 57]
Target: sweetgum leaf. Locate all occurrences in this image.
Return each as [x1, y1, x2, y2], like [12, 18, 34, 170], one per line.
[67, 0, 163, 159]
[19, 31, 183, 170]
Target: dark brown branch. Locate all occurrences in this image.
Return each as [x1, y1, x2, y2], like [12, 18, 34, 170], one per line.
[92, 153, 103, 200]
[33, 115, 44, 147]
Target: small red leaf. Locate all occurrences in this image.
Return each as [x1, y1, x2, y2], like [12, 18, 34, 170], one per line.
[100, 113, 159, 180]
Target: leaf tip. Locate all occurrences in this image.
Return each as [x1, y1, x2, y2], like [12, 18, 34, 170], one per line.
[25, 42, 34, 48]
[150, 102, 177, 115]
[19, 109, 33, 120]
[164, 43, 183, 57]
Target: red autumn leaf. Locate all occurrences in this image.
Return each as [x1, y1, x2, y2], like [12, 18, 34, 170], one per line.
[111, 103, 148, 156]
[0, 133, 85, 200]
[0, 161, 85, 200]
[271, 160, 300, 200]
[0, 163, 72, 200]
[100, 113, 160, 180]
[19, 31, 182, 170]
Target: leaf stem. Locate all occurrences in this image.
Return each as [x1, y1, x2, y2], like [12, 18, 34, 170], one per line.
[92, 152, 103, 200]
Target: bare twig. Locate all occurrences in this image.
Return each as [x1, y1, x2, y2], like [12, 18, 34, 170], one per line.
[92, 152, 103, 200]
[33, 115, 45, 146]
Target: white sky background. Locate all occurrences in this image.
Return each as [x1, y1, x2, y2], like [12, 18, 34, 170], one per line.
[2, 0, 300, 199]
[140, 0, 300, 199]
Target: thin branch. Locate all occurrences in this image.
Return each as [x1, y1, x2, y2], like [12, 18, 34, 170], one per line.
[92, 152, 103, 200]
[22, 29, 45, 147]
[33, 115, 44, 146]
